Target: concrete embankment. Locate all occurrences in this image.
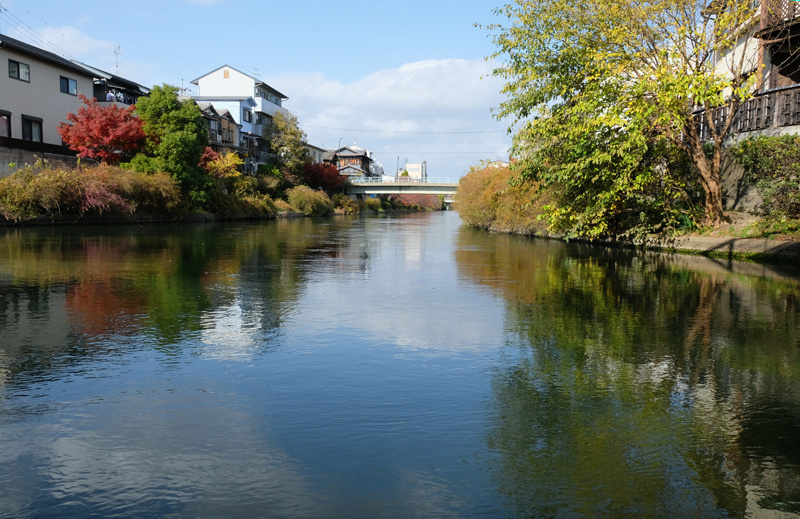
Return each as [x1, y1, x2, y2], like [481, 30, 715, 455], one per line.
[637, 235, 800, 264]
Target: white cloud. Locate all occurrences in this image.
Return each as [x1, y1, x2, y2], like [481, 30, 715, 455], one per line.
[266, 58, 511, 178]
[36, 25, 114, 59]
[7, 24, 157, 86]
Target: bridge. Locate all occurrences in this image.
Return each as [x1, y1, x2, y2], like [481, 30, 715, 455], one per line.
[346, 177, 459, 206]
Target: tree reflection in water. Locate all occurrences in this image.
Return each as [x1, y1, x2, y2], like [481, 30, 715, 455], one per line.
[455, 227, 800, 517]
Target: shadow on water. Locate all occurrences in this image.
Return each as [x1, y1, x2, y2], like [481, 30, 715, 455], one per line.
[454, 227, 800, 518]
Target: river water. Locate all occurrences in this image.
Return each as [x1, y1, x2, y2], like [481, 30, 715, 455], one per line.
[1, 211, 799, 518]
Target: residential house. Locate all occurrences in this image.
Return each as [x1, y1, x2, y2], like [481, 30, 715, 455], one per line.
[196, 102, 241, 157]
[325, 145, 379, 179]
[191, 65, 289, 173]
[1, 33, 95, 148]
[76, 62, 150, 108]
[305, 143, 326, 164]
[701, 0, 800, 140]
[0, 33, 149, 176]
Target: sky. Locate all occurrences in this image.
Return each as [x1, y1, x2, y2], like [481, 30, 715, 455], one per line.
[0, 0, 514, 178]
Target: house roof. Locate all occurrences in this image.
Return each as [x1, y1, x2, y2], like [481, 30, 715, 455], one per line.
[220, 109, 239, 124]
[196, 102, 222, 118]
[0, 33, 149, 94]
[254, 81, 288, 100]
[334, 145, 373, 160]
[0, 33, 94, 77]
[72, 61, 150, 95]
[338, 164, 369, 175]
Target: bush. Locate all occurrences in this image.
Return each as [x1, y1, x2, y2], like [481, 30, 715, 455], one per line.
[364, 197, 383, 212]
[332, 193, 361, 214]
[732, 135, 800, 219]
[456, 164, 550, 234]
[287, 185, 333, 216]
[206, 191, 275, 219]
[0, 163, 183, 222]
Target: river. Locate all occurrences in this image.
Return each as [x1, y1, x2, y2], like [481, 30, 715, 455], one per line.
[1, 211, 799, 518]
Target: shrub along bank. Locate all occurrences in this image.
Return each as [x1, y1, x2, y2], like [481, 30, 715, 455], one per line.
[0, 161, 443, 225]
[457, 137, 800, 241]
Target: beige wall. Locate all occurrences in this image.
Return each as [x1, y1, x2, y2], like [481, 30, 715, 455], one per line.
[0, 47, 94, 146]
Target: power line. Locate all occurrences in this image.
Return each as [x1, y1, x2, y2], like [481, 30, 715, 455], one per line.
[0, 3, 74, 60]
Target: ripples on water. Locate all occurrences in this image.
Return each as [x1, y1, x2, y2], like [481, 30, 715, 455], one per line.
[1, 213, 799, 518]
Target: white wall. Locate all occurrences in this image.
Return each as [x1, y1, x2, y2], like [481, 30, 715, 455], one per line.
[0, 47, 93, 146]
[195, 66, 255, 97]
[405, 163, 427, 179]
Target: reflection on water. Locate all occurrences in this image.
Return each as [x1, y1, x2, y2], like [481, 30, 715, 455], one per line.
[0, 213, 799, 518]
[455, 227, 800, 517]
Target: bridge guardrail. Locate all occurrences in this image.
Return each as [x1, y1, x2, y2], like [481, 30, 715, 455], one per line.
[348, 176, 460, 185]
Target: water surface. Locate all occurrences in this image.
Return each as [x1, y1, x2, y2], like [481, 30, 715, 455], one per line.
[1, 212, 799, 518]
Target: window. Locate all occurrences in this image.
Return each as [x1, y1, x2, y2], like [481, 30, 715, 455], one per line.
[60, 76, 78, 95]
[9, 59, 30, 82]
[0, 111, 10, 138]
[21, 115, 43, 142]
[243, 110, 252, 123]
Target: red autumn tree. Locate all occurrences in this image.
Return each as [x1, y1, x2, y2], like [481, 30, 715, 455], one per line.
[303, 162, 344, 193]
[58, 94, 146, 164]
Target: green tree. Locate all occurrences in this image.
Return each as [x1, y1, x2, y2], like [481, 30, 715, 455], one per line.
[486, 0, 766, 227]
[126, 84, 210, 206]
[263, 111, 309, 182]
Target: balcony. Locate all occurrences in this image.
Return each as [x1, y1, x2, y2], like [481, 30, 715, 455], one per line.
[760, 0, 800, 35]
[254, 97, 288, 118]
[695, 84, 800, 140]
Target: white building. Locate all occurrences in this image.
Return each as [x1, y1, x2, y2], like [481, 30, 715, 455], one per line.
[191, 65, 290, 172]
[404, 162, 427, 180]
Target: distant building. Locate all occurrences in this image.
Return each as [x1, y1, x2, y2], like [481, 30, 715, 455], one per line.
[195, 102, 241, 157]
[404, 162, 427, 180]
[305, 143, 326, 164]
[325, 145, 379, 178]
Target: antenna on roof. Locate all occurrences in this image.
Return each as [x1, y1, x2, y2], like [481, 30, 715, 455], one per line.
[112, 43, 121, 74]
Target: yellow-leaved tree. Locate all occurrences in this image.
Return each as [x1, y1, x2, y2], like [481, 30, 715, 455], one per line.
[486, 0, 773, 229]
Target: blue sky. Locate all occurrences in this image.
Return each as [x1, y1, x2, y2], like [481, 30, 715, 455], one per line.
[0, 0, 513, 177]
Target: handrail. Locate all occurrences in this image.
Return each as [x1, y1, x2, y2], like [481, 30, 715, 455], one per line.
[693, 82, 800, 140]
[348, 176, 459, 185]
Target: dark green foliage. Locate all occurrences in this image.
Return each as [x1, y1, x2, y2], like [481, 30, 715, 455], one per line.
[126, 84, 211, 206]
[731, 136, 800, 219]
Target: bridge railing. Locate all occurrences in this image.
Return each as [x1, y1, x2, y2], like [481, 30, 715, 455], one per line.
[348, 176, 460, 184]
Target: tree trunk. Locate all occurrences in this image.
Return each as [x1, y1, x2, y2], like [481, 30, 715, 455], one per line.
[690, 138, 726, 227]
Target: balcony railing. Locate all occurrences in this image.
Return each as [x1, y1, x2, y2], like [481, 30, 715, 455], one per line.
[695, 84, 800, 140]
[761, 0, 800, 31]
